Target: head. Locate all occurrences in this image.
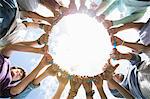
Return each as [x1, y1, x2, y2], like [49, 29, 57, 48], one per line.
[113, 73, 124, 83]
[10, 67, 26, 82]
[108, 73, 125, 98]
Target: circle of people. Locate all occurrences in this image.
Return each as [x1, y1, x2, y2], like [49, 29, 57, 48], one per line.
[0, 0, 150, 99]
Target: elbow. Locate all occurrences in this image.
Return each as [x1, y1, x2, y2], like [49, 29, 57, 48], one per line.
[10, 86, 22, 95]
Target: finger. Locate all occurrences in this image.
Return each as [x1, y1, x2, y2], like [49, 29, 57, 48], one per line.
[114, 64, 119, 69]
[107, 58, 111, 65]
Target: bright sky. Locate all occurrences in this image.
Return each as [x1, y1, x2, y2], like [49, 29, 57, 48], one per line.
[8, 1, 150, 99]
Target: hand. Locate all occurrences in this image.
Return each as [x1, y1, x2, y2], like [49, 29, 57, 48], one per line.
[96, 14, 105, 23]
[41, 45, 49, 54]
[87, 9, 96, 17]
[110, 48, 123, 60]
[93, 75, 103, 89]
[102, 20, 113, 29]
[107, 28, 119, 36]
[46, 64, 59, 76]
[44, 25, 52, 33]
[102, 59, 119, 80]
[57, 71, 68, 85]
[111, 36, 123, 46]
[60, 7, 70, 16]
[39, 53, 53, 67]
[69, 75, 82, 97]
[38, 34, 49, 45]
[79, 5, 88, 13]
[82, 77, 93, 92]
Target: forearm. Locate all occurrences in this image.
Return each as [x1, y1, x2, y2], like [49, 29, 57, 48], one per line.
[103, 0, 119, 16]
[32, 71, 49, 86]
[113, 11, 145, 26]
[20, 11, 47, 20]
[10, 65, 43, 95]
[52, 84, 66, 99]
[15, 41, 37, 46]
[116, 22, 144, 32]
[1, 44, 42, 57]
[97, 88, 107, 99]
[120, 53, 132, 60]
[95, 0, 111, 13]
[108, 79, 134, 99]
[124, 42, 145, 52]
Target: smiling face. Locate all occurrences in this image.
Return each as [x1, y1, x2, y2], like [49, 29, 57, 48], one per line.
[10, 68, 25, 82]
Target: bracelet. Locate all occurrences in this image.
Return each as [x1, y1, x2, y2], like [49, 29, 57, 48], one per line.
[121, 40, 125, 46]
[86, 90, 95, 97]
[36, 39, 42, 45]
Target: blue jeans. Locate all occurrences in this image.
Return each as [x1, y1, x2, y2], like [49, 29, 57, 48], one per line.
[12, 83, 39, 99]
[0, 0, 17, 39]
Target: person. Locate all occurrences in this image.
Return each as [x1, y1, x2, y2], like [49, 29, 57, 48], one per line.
[108, 18, 150, 46]
[12, 63, 59, 99]
[0, 0, 19, 39]
[0, 0, 52, 49]
[101, 58, 135, 99]
[0, 39, 54, 98]
[105, 48, 150, 98]
[108, 31, 150, 98]
[96, 0, 150, 29]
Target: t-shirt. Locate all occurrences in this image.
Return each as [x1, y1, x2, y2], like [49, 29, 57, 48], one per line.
[139, 18, 150, 46]
[110, 54, 146, 98]
[0, 0, 17, 39]
[0, 54, 13, 98]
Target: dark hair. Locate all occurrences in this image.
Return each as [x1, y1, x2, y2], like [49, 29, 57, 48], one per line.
[10, 67, 26, 83]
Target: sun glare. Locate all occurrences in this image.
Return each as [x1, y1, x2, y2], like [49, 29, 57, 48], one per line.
[49, 13, 112, 76]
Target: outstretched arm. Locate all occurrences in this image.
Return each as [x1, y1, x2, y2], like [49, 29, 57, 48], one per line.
[102, 59, 134, 99]
[95, 0, 111, 13]
[93, 75, 107, 99]
[108, 22, 144, 35]
[107, 78, 134, 99]
[52, 71, 68, 99]
[15, 34, 49, 46]
[32, 64, 59, 85]
[112, 11, 145, 26]
[20, 11, 55, 24]
[10, 53, 53, 95]
[111, 36, 147, 53]
[82, 77, 94, 99]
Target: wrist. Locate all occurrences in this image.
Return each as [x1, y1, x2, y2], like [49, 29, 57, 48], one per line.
[36, 39, 42, 45]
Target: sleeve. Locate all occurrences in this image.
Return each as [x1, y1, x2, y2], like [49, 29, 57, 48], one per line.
[112, 11, 145, 26]
[109, 88, 124, 98]
[0, 87, 13, 98]
[12, 83, 40, 99]
[103, 0, 119, 16]
[129, 53, 141, 66]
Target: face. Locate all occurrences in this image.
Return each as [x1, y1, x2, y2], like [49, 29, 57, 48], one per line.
[113, 74, 124, 83]
[11, 68, 24, 81]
